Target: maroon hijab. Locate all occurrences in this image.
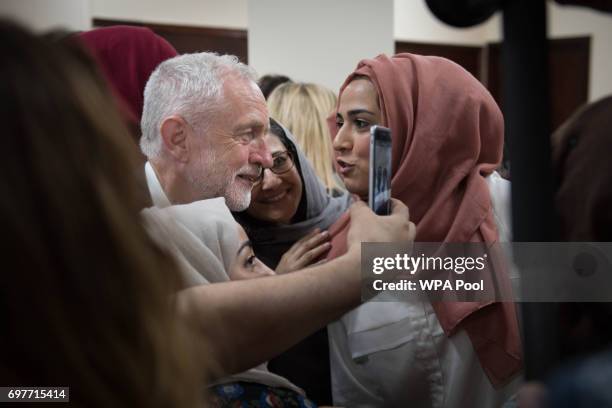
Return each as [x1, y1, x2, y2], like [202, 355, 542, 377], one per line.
[78, 26, 177, 134]
[328, 53, 521, 387]
[77, 26, 176, 208]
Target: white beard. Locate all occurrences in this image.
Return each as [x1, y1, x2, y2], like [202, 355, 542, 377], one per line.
[187, 148, 256, 211]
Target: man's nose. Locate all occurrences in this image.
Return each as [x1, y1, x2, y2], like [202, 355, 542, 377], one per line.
[250, 138, 273, 168]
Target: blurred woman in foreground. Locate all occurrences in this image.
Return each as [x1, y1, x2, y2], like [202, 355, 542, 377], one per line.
[0, 20, 202, 407]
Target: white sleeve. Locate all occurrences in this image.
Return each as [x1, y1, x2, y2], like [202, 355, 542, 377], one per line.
[486, 171, 513, 242]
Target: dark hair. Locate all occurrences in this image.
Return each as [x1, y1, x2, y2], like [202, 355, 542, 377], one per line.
[258, 74, 292, 99]
[0, 19, 202, 407]
[269, 117, 297, 156]
[268, 118, 307, 222]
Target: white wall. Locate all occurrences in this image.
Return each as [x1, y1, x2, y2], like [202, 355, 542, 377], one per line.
[394, 0, 495, 45]
[249, 0, 394, 92]
[394, 1, 612, 102]
[91, 0, 247, 29]
[0, 0, 91, 32]
[3, 0, 610, 101]
[482, 3, 612, 102]
[547, 3, 612, 102]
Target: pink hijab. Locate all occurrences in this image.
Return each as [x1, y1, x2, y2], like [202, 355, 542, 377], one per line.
[78, 26, 178, 135]
[327, 53, 522, 387]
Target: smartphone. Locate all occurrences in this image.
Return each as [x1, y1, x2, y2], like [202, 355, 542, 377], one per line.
[369, 125, 392, 215]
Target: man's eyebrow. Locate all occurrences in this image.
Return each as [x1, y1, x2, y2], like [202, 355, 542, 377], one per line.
[234, 120, 265, 132]
[237, 240, 253, 256]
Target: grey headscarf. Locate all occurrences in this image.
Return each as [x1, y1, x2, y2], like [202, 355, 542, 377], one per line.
[234, 119, 351, 269]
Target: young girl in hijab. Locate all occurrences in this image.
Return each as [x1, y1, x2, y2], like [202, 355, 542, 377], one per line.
[327, 53, 522, 407]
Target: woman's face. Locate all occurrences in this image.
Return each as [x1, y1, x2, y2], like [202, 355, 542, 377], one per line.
[333, 78, 382, 199]
[247, 134, 303, 224]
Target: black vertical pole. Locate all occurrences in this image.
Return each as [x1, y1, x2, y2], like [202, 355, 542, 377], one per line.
[502, 0, 558, 380]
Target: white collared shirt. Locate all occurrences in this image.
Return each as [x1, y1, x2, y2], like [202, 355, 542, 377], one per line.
[144, 161, 172, 208]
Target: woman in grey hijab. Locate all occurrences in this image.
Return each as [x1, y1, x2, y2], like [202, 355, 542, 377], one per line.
[234, 118, 350, 405]
[234, 118, 350, 271]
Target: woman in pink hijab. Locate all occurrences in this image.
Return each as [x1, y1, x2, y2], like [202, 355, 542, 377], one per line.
[327, 53, 522, 407]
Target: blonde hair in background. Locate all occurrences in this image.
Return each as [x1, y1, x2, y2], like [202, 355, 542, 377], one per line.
[267, 82, 344, 192]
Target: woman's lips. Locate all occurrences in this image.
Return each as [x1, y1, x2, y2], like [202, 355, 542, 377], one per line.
[336, 158, 356, 176]
[258, 190, 288, 204]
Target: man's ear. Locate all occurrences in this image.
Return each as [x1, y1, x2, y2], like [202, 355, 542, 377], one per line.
[160, 115, 190, 162]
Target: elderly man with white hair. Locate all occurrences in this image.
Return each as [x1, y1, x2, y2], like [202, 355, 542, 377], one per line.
[140, 53, 270, 210]
[138, 52, 415, 405]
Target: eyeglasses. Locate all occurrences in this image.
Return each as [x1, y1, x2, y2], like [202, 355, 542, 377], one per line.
[254, 151, 295, 185]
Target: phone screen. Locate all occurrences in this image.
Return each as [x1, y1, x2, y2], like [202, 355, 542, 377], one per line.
[369, 126, 392, 215]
